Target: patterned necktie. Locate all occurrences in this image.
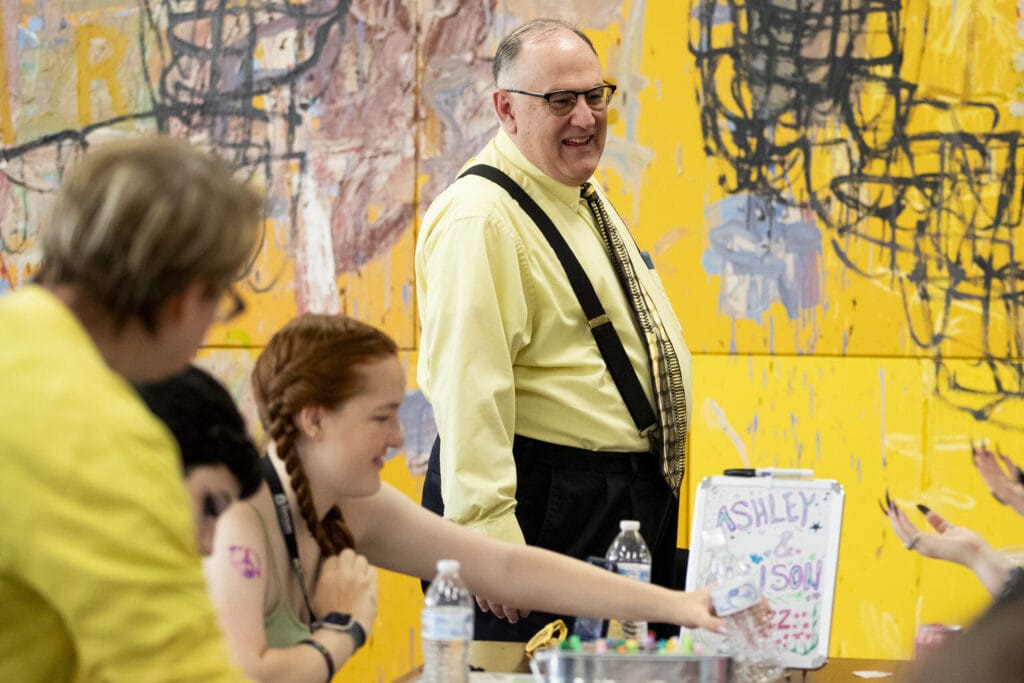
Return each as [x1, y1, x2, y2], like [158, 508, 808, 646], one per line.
[582, 182, 688, 493]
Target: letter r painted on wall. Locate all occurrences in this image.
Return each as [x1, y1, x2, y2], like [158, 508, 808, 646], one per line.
[75, 25, 128, 126]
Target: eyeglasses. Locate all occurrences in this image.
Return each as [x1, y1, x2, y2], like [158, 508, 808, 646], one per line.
[504, 84, 617, 116]
[214, 283, 246, 324]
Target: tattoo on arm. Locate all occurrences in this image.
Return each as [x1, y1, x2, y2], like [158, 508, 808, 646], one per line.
[229, 545, 262, 579]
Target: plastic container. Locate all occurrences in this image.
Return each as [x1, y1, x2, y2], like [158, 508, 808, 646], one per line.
[530, 648, 732, 682]
[421, 559, 473, 683]
[703, 527, 784, 683]
[604, 520, 652, 642]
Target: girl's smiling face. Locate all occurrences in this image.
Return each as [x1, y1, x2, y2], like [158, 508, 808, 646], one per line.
[303, 355, 407, 503]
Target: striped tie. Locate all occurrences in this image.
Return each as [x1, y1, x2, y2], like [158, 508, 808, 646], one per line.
[582, 182, 688, 492]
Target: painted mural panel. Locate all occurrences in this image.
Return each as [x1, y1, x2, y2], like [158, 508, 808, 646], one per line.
[6, 0, 1024, 674]
[1, 0, 481, 347]
[694, 352, 1024, 658]
[661, 0, 1024, 423]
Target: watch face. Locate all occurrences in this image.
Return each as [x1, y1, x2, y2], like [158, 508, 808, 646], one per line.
[322, 611, 366, 649]
[324, 612, 354, 627]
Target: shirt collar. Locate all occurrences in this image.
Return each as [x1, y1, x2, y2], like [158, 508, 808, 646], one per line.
[493, 128, 590, 209]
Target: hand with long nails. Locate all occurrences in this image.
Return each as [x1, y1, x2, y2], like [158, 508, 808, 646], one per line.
[971, 441, 1024, 518]
[882, 492, 1014, 597]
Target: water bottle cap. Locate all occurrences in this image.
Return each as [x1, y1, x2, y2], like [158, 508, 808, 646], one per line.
[437, 559, 460, 574]
[619, 520, 640, 532]
[701, 527, 727, 547]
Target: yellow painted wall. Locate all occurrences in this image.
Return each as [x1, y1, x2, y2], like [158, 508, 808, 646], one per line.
[4, 0, 1024, 678]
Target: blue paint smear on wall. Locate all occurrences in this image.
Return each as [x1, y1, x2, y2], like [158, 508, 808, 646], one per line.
[390, 389, 436, 475]
[702, 193, 823, 322]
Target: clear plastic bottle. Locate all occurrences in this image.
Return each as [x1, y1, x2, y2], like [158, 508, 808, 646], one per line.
[703, 527, 784, 683]
[572, 556, 613, 641]
[604, 520, 652, 642]
[421, 559, 473, 683]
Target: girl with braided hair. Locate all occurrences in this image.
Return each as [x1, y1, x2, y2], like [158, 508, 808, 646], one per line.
[206, 313, 723, 683]
[205, 314, 394, 682]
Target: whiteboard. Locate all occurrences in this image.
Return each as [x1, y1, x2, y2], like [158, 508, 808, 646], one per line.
[684, 476, 845, 670]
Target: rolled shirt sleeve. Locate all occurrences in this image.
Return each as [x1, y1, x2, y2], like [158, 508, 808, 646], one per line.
[418, 210, 532, 545]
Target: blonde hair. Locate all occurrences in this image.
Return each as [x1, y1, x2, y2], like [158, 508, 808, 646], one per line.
[252, 314, 399, 555]
[37, 136, 263, 330]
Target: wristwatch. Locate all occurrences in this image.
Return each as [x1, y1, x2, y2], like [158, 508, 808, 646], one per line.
[318, 612, 367, 651]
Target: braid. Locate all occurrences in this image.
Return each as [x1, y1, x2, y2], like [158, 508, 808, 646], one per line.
[267, 386, 353, 556]
[253, 314, 397, 557]
[322, 505, 356, 551]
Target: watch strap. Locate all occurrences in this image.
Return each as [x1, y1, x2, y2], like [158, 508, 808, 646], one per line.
[319, 612, 367, 651]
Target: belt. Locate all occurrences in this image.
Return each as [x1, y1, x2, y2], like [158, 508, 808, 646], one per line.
[512, 434, 658, 474]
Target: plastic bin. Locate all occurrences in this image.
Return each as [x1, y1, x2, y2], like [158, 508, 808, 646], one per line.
[529, 648, 732, 682]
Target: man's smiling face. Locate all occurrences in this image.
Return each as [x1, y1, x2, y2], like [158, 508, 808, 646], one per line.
[497, 30, 608, 187]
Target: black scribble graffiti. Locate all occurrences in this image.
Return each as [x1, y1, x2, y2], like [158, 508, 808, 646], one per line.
[0, 1, 355, 292]
[145, 0, 354, 293]
[146, 0, 351, 191]
[2, 0, 499, 299]
[691, 0, 1024, 425]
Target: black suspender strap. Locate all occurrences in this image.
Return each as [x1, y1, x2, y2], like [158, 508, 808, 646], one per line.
[458, 164, 658, 438]
[261, 455, 318, 629]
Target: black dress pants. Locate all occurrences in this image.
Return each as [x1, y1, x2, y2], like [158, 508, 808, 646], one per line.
[421, 434, 683, 642]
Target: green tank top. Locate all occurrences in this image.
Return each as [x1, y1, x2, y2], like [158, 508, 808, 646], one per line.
[263, 599, 311, 648]
[250, 502, 313, 648]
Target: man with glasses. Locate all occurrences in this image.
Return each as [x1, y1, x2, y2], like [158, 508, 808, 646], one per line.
[416, 18, 693, 642]
[0, 136, 262, 681]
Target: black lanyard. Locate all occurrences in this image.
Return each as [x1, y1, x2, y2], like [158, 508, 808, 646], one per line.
[262, 455, 318, 629]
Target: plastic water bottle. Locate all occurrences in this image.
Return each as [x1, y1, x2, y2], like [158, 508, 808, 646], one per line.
[604, 520, 652, 641]
[703, 527, 784, 683]
[572, 556, 613, 641]
[421, 559, 473, 683]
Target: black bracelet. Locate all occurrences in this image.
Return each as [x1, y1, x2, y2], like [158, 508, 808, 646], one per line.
[299, 638, 335, 682]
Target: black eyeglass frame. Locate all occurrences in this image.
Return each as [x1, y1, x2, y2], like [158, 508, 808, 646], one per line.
[215, 283, 247, 324]
[504, 83, 617, 115]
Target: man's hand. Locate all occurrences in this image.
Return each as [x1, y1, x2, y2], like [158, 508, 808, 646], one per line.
[475, 595, 531, 623]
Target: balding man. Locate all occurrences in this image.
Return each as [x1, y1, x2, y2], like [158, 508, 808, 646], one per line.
[416, 18, 693, 642]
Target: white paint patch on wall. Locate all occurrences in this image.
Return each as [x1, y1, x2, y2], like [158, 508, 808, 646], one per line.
[702, 396, 749, 466]
[297, 183, 340, 314]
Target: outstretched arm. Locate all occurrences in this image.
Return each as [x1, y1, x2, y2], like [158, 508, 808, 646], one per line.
[343, 484, 725, 633]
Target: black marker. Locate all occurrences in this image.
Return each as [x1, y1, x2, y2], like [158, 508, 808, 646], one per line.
[724, 468, 814, 477]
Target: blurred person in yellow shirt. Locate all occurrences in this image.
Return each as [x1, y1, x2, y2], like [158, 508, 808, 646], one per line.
[0, 136, 262, 682]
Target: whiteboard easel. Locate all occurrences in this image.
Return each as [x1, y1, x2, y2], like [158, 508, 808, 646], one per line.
[684, 475, 844, 670]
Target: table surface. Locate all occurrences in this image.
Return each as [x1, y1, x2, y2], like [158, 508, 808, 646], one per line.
[797, 657, 913, 681]
[393, 656, 915, 682]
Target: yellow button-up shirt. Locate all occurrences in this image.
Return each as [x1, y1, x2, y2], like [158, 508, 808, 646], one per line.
[0, 286, 249, 682]
[416, 130, 692, 545]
